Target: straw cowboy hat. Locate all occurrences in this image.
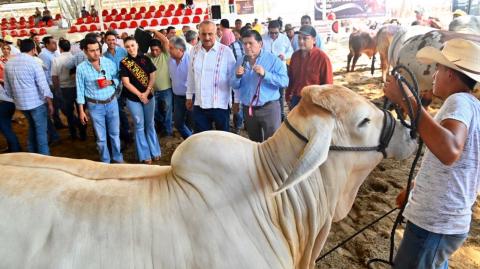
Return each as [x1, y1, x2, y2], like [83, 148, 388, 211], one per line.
[416, 38, 480, 82]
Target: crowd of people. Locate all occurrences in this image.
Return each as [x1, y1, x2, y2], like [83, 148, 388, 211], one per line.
[0, 14, 333, 164]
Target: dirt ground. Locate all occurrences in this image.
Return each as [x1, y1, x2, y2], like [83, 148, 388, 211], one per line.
[1, 36, 478, 269]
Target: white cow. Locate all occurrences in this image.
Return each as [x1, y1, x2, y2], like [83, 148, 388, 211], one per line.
[0, 85, 417, 269]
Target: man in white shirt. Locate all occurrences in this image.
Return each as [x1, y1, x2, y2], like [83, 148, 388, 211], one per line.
[52, 39, 86, 140]
[186, 21, 236, 133]
[262, 20, 293, 121]
[384, 38, 480, 269]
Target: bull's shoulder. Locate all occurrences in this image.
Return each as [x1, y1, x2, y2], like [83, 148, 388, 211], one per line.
[0, 153, 170, 181]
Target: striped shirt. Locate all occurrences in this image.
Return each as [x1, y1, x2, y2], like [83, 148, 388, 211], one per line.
[3, 53, 52, 110]
[168, 52, 189, 96]
[38, 49, 60, 86]
[187, 41, 236, 109]
[229, 40, 244, 61]
[76, 57, 119, 104]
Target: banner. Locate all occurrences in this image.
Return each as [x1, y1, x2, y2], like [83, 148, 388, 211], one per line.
[236, 0, 255, 15]
[315, 0, 386, 20]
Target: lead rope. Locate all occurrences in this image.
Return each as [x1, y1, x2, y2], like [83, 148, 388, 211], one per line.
[315, 65, 424, 267]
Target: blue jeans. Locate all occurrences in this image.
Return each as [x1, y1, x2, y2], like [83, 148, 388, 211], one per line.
[393, 221, 468, 269]
[0, 101, 21, 152]
[192, 106, 230, 133]
[154, 89, 173, 136]
[126, 98, 161, 162]
[117, 94, 131, 142]
[22, 103, 49, 155]
[87, 98, 123, 163]
[173, 94, 192, 139]
[289, 95, 301, 110]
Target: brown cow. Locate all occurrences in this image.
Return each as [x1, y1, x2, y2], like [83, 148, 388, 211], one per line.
[347, 30, 377, 74]
[376, 24, 401, 82]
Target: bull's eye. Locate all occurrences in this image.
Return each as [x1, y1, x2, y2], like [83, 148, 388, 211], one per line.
[358, 118, 370, 127]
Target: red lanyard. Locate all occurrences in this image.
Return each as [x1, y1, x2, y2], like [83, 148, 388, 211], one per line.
[248, 77, 263, 117]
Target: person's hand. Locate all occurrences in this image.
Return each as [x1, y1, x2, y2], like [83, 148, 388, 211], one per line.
[236, 66, 245, 77]
[383, 75, 413, 105]
[396, 188, 409, 209]
[186, 99, 193, 111]
[79, 111, 89, 125]
[278, 54, 285, 61]
[253, 65, 265, 77]
[139, 93, 149, 104]
[232, 103, 240, 114]
[104, 79, 113, 87]
[47, 102, 54, 117]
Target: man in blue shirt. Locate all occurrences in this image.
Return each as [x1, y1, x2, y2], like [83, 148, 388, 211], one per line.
[292, 15, 324, 51]
[76, 37, 123, 163]
[4, 39, 53, 155]
[103, 30, 132, 145]
[230, 30, 289, 142]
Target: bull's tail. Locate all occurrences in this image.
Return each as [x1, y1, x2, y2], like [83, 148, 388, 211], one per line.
[371, 54, 376, 75]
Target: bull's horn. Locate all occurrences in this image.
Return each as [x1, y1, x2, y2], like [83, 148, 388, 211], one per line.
[273, 119, 333, 195]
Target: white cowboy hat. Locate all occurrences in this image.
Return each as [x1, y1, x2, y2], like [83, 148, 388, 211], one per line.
[416, 38, 480, 82]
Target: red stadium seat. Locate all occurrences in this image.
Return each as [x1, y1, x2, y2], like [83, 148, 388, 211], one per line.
[55, 14, 61, 20]
[195, 8, 202, 15]
[8, 24, 16, 31]
[76, 18, 84, 25]
[134, 13, 142, 20]
[109, 22, 118, 29]
[1, 25, 7, 31]
[68, 26, 77, 33]
[120, 8, 127, 15]
[192, 16, 201, 24]
[159, 5, 166, 12]
[184, 9, 192, 16]
[129, 7, 137, 14]
[86, 16, 94, 24]
[19, 17, 26, 22]
[174, 9, 183, 16]
[150, 19, 158, 27]
[181, 17, 190, 24]
[204, 8, 209, 14]
[139, 6, 146, 13]
[79, 25, 88, 32]
[29, 29, 37, 34]
[168, 4, 175, 11]
[47, 20, 53, 27]
[18, 23, 26, 29]
[204, 15, 209, 20]
[89, 24, 98, 31]
[1, 18, 7, 23]
[104, 15, 112, 22]
[10, 30, 18, 37]
[1, 31, 7, 37]
[110, 9, 118, 16]
[171, 17, 180, 25]
[28, 21, 35, 28]
[144, 12, 152, 19]
[119, 21, 127, 29]
[154, 11, 162, 18]
[124, 14, 132, 21]
[164, 10, 172, 17]
[129, 21, 138, 28]
[103, 23, 108, 29]
[94, 17, 100, 23]
[10, 18, 16, 23]
[102, 10, 109, 16]
[148, 6, 156, 13]
[115, 15, 123, 21]
[177, 4, 184, 10]
[140, 20, 148, 28]
[39, 28, 47, 35]
[19, 29, 28, 37]
[160, 18, 169, 26]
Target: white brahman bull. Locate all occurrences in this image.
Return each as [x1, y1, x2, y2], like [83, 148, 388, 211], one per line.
[0, 85, 417, 269]
[388, 24, 480, 103]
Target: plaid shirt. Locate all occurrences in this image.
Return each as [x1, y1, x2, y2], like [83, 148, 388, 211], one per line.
[75, 57, 119, 104]
[3, 53, 52, 110]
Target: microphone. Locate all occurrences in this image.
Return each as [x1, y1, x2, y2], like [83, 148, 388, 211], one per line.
[237, 55, 248, 78]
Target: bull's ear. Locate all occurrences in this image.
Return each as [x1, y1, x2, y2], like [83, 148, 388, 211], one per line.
[273, 101, 334, 195]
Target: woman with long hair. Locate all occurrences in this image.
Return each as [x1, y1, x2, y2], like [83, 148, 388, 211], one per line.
[119, 37, 160, 164]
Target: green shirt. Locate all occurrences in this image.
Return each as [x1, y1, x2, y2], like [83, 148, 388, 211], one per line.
[148, 52, 172, 91]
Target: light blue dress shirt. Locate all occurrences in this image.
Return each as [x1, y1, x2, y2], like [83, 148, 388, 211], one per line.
[76, 57, 119, 104]
[103, 46, 128, 69]
[262, 33, 293, 63]
[38, 49, 60, 86]
[230, 49, 289, 106]
[168, 53, 189, 96]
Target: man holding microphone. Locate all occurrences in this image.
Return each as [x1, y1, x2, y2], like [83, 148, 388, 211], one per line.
[230, 29, 289, 142]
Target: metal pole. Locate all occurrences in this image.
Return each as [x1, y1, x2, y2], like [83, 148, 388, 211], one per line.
[322, 0, 326, 20]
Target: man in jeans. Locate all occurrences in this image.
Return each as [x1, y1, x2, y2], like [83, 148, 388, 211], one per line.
[52, 39, 86, 140]
[76, 37, 123, 163]
[168, 36, 192, 139]
[148, 32, 173, 137]
[4, 38, 53, 155]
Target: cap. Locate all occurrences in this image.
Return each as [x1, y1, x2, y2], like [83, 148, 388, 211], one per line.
[284, 24, 295, 32]
[298, 25, 316, 38]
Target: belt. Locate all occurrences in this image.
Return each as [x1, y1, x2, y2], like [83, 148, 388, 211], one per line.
[243, 100, 278, 109]
[86, 93, 116, 104]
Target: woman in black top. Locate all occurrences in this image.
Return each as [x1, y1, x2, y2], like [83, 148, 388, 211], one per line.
[119, 37, 160, 164]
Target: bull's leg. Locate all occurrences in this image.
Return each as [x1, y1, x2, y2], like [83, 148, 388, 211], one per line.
[347, 52, 353, 72]
[380, 52, 388, 82]
[370, 54, 376, 75]
[351, 54, 360, 72]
